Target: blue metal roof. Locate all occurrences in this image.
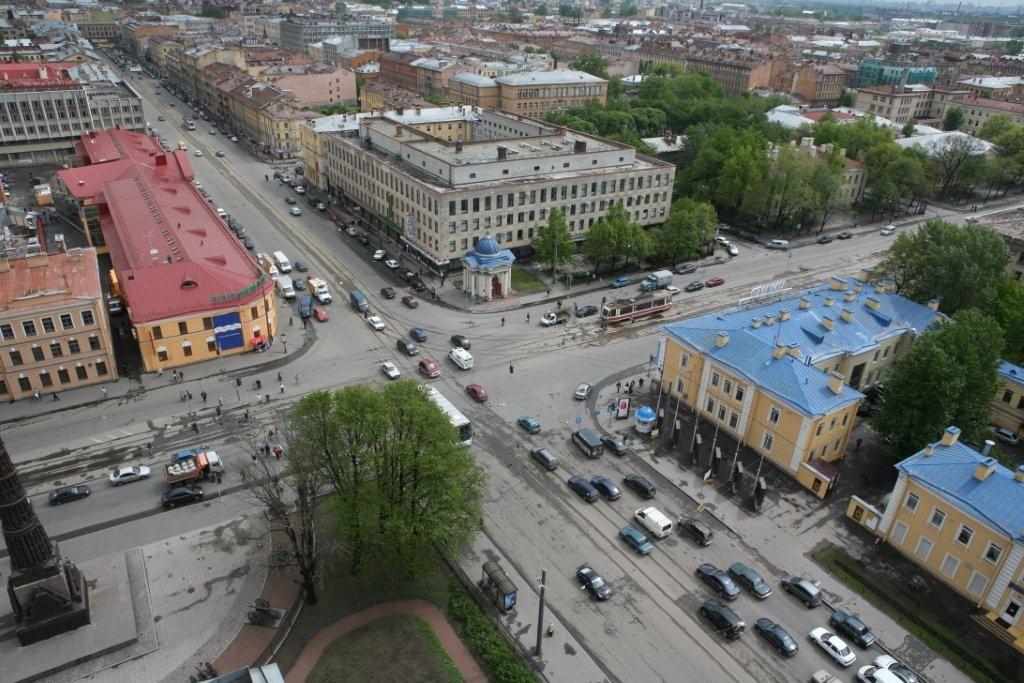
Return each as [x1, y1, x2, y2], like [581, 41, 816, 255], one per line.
[998, 360, 1024, 388]
[661, 276, 943, 415]
[897, 432, 1024, 540]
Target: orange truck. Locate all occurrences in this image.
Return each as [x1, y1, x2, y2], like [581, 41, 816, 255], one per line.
[165, 448, 224, 485]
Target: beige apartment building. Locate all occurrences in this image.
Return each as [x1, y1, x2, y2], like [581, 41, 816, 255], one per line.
[792, 63, 850, 108]
[952, 98, 1024, 136]
[0, 248, 117, 401]
[260, 63, 357, 108]
[854, 84, 968, 124]
[493, 70, 607, 115]
[447, 72, 500, 108]
[979, 208, 1024, 281]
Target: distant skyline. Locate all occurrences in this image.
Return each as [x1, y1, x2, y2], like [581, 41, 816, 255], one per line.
[762, 0, 1023, 11]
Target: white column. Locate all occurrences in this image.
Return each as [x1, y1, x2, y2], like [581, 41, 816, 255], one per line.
[877, 473, 907, 536]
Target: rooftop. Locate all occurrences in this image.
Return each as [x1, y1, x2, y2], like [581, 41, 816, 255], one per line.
[960, 97, 1024, 115]
[449, 72, 498, 88]
[494, 69, 607, 86]
[0, 61, 78, 88]
[662, 275, 943, 415]
[978, 207, 1024, 244]
[895, 131, 993, 157]
[959, 75, 1024, 89]
[0, 248, 102, 311]
[998, 360, 1024, 387]
[896, 427, 1024, 541]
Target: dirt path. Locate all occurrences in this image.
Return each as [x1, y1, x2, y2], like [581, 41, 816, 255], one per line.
[284, 598, 487, 683]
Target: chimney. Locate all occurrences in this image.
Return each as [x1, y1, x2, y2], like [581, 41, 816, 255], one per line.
[779, 309, 790, 321]
[858, 266, 873, 282]
[763, 313, 775, 326]
[829, 275, 846, 291]
[786, 343, 800, 358]
[497, 146, 507, 160]
[939, 426, 961, 446]
[1015, 465, 1024, 483]
[574, 140, 587, 154]
[455, 140, 463, 153]
[866, 297, 881, 310]
[799, 297, 812, 309]
[840, 308, 853, 323]
[927, 298, 940, 311]
[395, 125, 403, 137]
[415, 106, 421, 115]
[973, 457, 997, 482]
[981, 439, 996, 456]
[824, 297, 835, 307]
[772, 344, 786, 359]
[922, 443, 935, 457]
[396, 106, 404, 115]
[714, 331, 729, 348]
[821, 315, 834, 331]
[750, 318, 762, 328]
[827, 371, 844, 395]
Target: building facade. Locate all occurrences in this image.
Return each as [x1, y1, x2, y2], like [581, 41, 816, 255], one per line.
[660, 274, 943, 497]
[320, 107, 673, 274]
[447, 72, 499, 108]
[852, 58, 937, 89]
[978, 209, 1024, 281]
[993, 361, 1024, 438]
[493, 70, 607, 115]
[955, 98, 1024, 136]
[791, 63, 850, 108]
[279, 16, 393, 53]
[0, 248, 117, 401]
[854, 84, 968, 124]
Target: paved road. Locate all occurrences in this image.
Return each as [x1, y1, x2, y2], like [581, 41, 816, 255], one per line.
[3, 72, 1001, 682]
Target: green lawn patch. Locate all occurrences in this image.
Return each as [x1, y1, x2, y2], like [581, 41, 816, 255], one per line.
[307, 613, 462, 683]
[511, 268, 548, 295]
[812, 545, 1005, 683]
[446, 585, 536, 683]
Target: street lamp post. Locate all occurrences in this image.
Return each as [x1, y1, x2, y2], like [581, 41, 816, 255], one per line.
[535, 569, 547, 656]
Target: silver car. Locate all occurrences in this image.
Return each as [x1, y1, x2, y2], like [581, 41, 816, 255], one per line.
[574, 383, 592, 400]
[109, 465, 151, 486]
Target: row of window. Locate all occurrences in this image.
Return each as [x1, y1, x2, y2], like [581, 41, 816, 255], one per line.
[999, 387, 1024, 410]
[447, 177, 668, 216]
[0, 361, 109, 395]
[890, 519, 996, 599]
[901, 491, 1004, 565]
[1, 309, 96, 340]
[149, 314, 218, 340]
[7, 335, 103, 365]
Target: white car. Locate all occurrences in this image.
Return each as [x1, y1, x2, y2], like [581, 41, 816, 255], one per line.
[367, 315, 385, 331]
[346, 226, 358, 237]
[574, 383, 592, 400]
[209, 129, 216, 135]
[384, 259, 400, 269]
[857, 665, 906, 683]
[870, 654, 920, 683]
[809, 627, 856, 668]
[664, 285, 680, 295]
[289, 207, 301, 216]
[216, 207, 227, 218]
[990, 426, 1020, 445]
[295, 186, 305, 194]
[881, 224, 896, 236]
[109, 465, 151, 486]
[194, 150, 203, 157]
[727, 243, 739, 256]
[373, 249, 385, 261]
[380, 361, 401, 380]
[230, 136, 238, 142]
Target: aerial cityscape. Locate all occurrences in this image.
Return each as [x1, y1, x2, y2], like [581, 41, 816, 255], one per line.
[1, 1, 1024, 682]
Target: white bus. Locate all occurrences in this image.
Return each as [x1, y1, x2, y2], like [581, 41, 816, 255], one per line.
[426, 387, 472, 445]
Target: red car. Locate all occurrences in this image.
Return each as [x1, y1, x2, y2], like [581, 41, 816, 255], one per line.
[312, 306, 329, 322]
[401, 295, 418, 308]
[466, 384, 488, 402]
[705, 277, 725, 288]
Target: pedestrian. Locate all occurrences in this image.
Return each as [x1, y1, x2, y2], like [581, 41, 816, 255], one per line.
[500, 316, 505, 327]
[244, 408, 249, 422]
[639, 378, 644, 389]
[525, 312, 530, 323]
[102, 387, 108, 399]
[218, 396, 224, 407]
[363, 309, 368, 319]
[256, 379, 262, 390]
[33, 390, 41, 402]
[201, 391, 207, 403]
[179, 370, 184, 380]
[52, 392, 60, 401]
[192, 421, 199, 434]
[294, 373, 299, 385]
[251, 451, 257, 464]
[277, 371, 282, 382]
[289, 316, 293, 327]
[147, 442, 153, 455]
[187, 390, 193, 400]
[855, 437, 863, 452]
[279, 382, 285, 394]
[283, 341, 287, 353]
[630, 380, 636, 390]
[265, 393, 270, 404]
[616, 381, 621, 393]
[546, 288, 550, 297]
[273, 445, 282, 461]
[215, 405, 222, 417]
[157, 367, 163, 377]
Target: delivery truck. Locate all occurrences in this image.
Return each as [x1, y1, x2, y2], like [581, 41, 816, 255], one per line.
[165, 448, 224, 485]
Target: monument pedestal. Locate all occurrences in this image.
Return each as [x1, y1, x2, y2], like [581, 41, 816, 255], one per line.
[8, 553, 91, 645]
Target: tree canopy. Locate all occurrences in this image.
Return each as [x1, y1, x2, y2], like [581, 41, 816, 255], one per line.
[532, 207, 574, 277]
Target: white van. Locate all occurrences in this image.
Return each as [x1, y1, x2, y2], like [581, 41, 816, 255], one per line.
[767, 239, 790, 250]
[634, 507, 673, 539]
[273, 250, 292, 273]
[277, 277, 295, 299]
[449, 347, 473, 370]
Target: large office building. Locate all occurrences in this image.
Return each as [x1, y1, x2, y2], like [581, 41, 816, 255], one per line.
[279, 16, 393, 53]
[0, 61, 144, 167]
[659, 273, 943, 497]
[852, 58, 937, 89]
[317, 107, 674, 275]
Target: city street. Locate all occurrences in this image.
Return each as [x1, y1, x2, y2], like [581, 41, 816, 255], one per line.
[2, 71, 1004, 682]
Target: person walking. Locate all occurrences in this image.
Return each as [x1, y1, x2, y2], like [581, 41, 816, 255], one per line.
[277, 371, 282, 382]
[217, 396, 224, 408]
[294, 373, 299, 386]
[256, 378, 262, 391]
[279, 382, 285, 394]
[201, 390, 207, 403]
[525, 312, 530, 323]
[187, 390, 193, 401]
[616, 381, 621, 393]
[265, 393, 270, 404]
[639, 378, 644, 389]
[501, 316, 505, 327]
[102, 387, 108, 399]
[52, 392, 60, 401]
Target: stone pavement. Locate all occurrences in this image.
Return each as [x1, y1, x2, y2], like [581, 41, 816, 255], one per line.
[283, 599, 486, 683]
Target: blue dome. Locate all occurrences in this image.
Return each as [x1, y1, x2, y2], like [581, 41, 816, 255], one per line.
[475, 234, 499, 256]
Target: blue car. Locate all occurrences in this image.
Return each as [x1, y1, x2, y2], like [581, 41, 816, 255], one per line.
[409, 327, 428, 342]
[517, 416, 541, 434]
[611, 276, 631, 288]
[619, 525, 654, 555]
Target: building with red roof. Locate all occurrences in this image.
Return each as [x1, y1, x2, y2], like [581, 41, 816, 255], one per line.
[52, 127, 278, 373]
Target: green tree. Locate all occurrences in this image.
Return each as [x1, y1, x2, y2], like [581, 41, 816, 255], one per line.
[926, 133, 987, 198]
[533, 207, 574, 277]
[864, 142, 929, 216]
[747, 145, 818, 231]
[991, 277, 1024, 364]
[582, 202, 641, 273]
[652, 198, 716, 265]
[872, 219, 1011, 314]
[901, 121, 916, 138]
[832, 115, 893, 161]
[534, 2, 550, 14]
[943, 106, 964, 132]
[198, 2, 226, 18]
[570, 53, 610, 80]
[977, 113, 1015, 141]
[620, 2, 638, 16]
[839, 90, 855, 107]
[620, 218, 654, 268]
[872, 310, 1004, 462]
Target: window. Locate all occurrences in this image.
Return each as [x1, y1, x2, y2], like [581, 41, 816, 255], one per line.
[842, 414, 848, 426]
[679, 353, 688, 368]
[157, 349, 168, 362]
[68, 338, 80, 354]
[178, 321, 188, 335]
[0, 323, 12, 340]
[904, 492, 920, 513]
[75, 365, 88, 380]
[203, 317, 213, 330]
[88, 335, 100, 351]
[57, 368, 70, 384]
[915, 536, 934, 561]
[41, 317, 55, 333]
[768, 406, 780, 424]
[18, 377, 31, 392]
[940, 553, 960, 578]
[735, 386, 744, 401]
[1003, 389, 1014, 403]
[81, 310, 94, 326]
[706, 397, 715, 413]
[31, 347, 44, 362]
[49, 342, 62, 357]
[183, 343, 193, 357]
[762, 432, 774, 451]
[711, 372, 720, 387]
[955, 525, 974, 548]
[22, 320, 37, 337]
[95, 361, 108, 376]
[250, 306, 259, 320]
[152, 326, 163, 340]
[9, 350, 23, 366]
[723, 379, 732, 394]
[39, 371, 52, 387]
[729, 412, 738, 429]
[984, 542, 1003, 565]
[60, 313, 73, 330]
[929, 508, 946, 530]
[207, 340, 217, 353]
[967, 571, 989, 597]
[717, 405, 727, 421]
[675, 378, 684, 394]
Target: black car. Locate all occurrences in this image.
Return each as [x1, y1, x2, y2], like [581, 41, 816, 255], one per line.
[817, 234, 834, 244]
[357, 233, 370, 246]
[676, 264, 697, 275]
[699, 600, 745, 640]
[396, 338, 419, 356]
[696, 563, 741, 601]
[601, 434, 627, 456]
[567, 475, 599, 503]
[576, 304, 599, 318]
[297, 294, 313, 319]
[381, 286, 396, 299]
[780, 575, 823, 607]
[161, 485, 204, 508]
[577, 564, 612, 600]
[294, 260, 308, 272]
[728, 562, 773, 599]
[399, 270, 416, 282]
[684, 280, 705, 292]
[285, 196, 297, 205]
[623, 474, 655, 498]
[410, 279, 427, 292]
[48, 485, 91, 505]
[679, 516, 714, 545]
[292, 277, 305, 292]
[829, 609, 876, 648]
[451, 334, 471, 350]
[590, 476, 622, 500]
[243, 237, 255, 250]
[753, 618, 799, 657]
[409, 327, 428, 342]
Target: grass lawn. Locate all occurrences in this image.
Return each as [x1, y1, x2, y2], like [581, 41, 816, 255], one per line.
[812, 545, 1005, 683]
[511, 267, 548, 295]
[307, 613, 462, 683]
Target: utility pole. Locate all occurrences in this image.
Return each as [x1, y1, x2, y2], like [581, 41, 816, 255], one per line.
[535, 569, 547, 657]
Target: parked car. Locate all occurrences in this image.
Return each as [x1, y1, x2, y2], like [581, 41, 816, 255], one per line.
[243, 236, 255, 250]
[781, 575, 823, 607]
[829, 610, 876, 648]
[590, 476, 622, 501]
[601, 434, 627, 456]
[289, 207, 301, 216]
[574, 383, 592, 400]
[517, 416, 541, 434]
[817, 234, 834, 244]
[409, 327, 428, 342]
[381, 286, 396, 299]
[837, 231, 853, 240]
[450, 334, 471, 349]
[699, 599, 745, 640]
[366, 315, 385, 331]
[293, 260, 308, 273]
[285, 196, 297, 205]
[567, 475, 599, 502]
[611, 276, 631, 288]
[696, 563, 741, 600]
[194, 149, 203, 157]
[623, 473, 656, 498]
[109, 465, 151, 486]
[675, 264, 697, 275]
[753, 618, 799, 657]
[577, 564, 612, 600]
[728, 562, 773, 599]
[161, 485, 204, 508]
[48, 485, 91, 505]
[372, 249, 385, 261]
[530, 447, 559, 471]
[576, 304, 599, 317]
[684, 280, 705, 292]
[810, 627, 857, 667]
[869, 655, 919, 683]
[380, 361, 400, 380]
[466, 384, 488, 402]
[401, 295, 419, 308]
[313, 306, 328, 322]
[705, 276, 725, 287]
[990, 426, 1019, 445]
[619, 525, 654, 555]
[679, 516, 714, 545]
[396, 338, 419, 355]
[384, 259, 400, 269]
[881, 224, 896, 236]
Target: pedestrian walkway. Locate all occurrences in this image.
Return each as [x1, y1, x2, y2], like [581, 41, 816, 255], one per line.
[283, 599, 486, 683]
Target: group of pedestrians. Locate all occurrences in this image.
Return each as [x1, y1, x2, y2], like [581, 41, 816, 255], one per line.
[615, 378, 644, 395]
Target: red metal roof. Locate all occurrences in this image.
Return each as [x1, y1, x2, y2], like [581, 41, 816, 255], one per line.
[75, 127, 168, 166]
[58, 129, 195, 199]
[0, 62, 78, 88]
[0, 249, 101, 310]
